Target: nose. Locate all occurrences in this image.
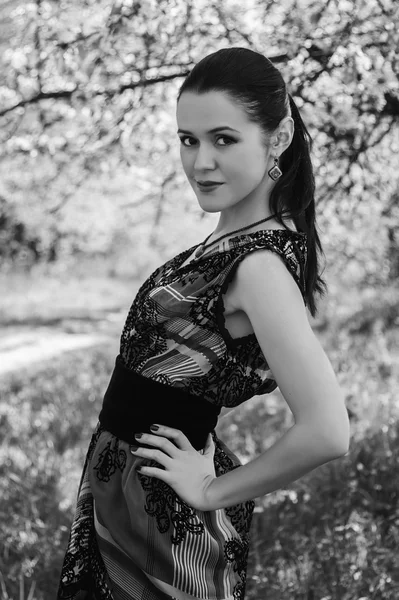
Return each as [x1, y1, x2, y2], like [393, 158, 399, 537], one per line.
[193, 143, 216, 171]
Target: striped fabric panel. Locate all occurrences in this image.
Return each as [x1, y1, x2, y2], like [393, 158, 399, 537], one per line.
[214, 510, 237, 599]
[149, 284, 198, 303]
[94, 501, 173, 600]
[164, 321, 225, 359]
[142, 349, 206, 382]
[171, 513, 214, 599]
[172, 526, 214, 598]
[148, 285, 198, 320]
[170, 503, 241, 600]
[141, 320, 226, 382]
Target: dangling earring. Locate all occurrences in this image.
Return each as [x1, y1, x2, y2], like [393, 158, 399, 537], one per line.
[268, 156, 282, 181]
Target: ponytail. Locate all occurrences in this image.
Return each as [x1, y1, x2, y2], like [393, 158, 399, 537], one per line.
[269, 93, 327, 316]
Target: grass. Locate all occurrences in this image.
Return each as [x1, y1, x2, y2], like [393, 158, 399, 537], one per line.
[1, 262, 399, 599]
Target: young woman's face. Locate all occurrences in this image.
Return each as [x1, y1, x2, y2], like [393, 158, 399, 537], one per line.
[176, 91, 275, 214]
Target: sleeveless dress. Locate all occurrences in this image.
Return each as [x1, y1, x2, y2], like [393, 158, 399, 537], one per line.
[57, 229, 308, 600]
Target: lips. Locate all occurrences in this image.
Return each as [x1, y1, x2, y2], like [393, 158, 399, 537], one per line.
[196, 181, 224, 190]
[196, 181, 223, 185]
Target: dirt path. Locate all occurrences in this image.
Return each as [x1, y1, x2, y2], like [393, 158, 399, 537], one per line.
[0, 326, 115, 376]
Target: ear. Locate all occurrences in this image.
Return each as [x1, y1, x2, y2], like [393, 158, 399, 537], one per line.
[274, 116, 294, 153]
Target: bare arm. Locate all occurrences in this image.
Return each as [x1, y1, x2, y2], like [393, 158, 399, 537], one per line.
[206, 249, 350, 511]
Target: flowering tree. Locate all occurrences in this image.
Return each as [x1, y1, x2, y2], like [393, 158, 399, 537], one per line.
[0, 0, 398, 284]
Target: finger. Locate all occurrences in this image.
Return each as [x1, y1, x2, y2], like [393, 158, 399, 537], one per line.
[137, 464, 172, 484]
[149, 424, 192, 451]
[131, 446, 173, 468]
[133, 432, 179, 457]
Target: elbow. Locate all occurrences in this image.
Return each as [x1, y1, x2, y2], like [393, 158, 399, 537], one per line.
[304, 414, 351, 459]
[325, 422, 351, 458]
[330, 440, 350, 458]
[318, 436, 350, 460]
[323, 402, 351, 458]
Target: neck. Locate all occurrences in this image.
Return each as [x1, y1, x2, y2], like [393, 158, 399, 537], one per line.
[212, 211, 278, 239]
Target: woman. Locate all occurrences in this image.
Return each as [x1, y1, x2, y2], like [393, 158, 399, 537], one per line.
[57, 47, 350, 600]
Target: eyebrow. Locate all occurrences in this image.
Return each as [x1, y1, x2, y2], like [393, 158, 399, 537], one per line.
[177, 126, 240, 135]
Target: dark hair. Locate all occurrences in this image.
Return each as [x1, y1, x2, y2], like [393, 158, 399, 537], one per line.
[176, 47, 327, 317]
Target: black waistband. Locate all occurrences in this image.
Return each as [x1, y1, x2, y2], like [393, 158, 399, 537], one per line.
[98, 354, 221, 451]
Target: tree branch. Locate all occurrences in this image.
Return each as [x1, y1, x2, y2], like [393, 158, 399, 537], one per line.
[0, 71, 190, 117]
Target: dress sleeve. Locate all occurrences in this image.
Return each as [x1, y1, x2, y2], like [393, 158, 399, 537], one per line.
[214, 238, 307, 351]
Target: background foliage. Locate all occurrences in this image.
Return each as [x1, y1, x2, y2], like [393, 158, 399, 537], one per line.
[1, 0, 398, 284]
[1, 0, 399, 598]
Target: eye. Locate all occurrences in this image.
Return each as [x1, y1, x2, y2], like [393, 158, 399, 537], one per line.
[216, 136, 235, 146]
[178, 135, 235, 147]
[178, 135, 196, 147]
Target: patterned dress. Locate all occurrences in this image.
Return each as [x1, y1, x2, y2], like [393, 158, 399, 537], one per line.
[57, 229, 308, 600]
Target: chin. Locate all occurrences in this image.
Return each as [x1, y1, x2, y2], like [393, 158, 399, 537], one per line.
[192, 193, 218, 207]
[199, 206, 222, 214]
[195, 199, 221, 213]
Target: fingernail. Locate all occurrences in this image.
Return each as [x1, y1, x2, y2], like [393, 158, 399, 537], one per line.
[131, 445, 138, 451]
[150, 424, 159, 431]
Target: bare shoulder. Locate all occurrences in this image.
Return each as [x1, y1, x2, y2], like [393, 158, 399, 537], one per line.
[232, 247, 306, 317]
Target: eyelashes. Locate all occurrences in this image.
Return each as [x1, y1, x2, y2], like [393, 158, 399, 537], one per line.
[178, 135, 236, 148]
